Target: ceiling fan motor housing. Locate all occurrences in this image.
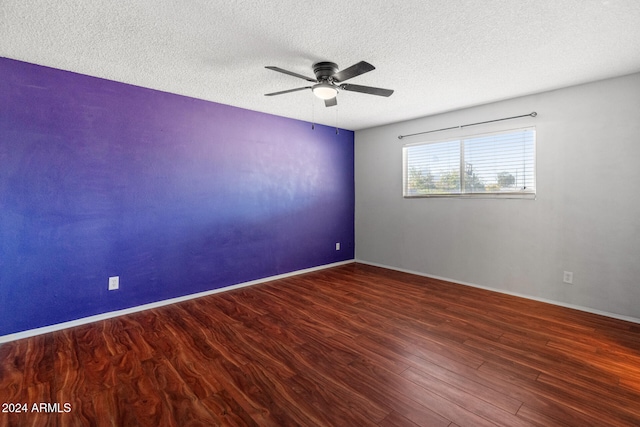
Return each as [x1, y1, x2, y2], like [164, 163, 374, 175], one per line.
[313, 62, 339, 82]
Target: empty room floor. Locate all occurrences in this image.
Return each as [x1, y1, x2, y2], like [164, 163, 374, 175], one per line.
[2, 263, 640, 426]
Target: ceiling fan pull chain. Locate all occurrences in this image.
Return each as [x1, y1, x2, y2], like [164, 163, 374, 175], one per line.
[312, 96, 315, 130]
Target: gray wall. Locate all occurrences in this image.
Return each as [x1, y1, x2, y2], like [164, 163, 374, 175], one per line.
[355, 72, 640, 321]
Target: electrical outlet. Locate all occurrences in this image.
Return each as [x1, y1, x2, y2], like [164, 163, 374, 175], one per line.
[108, 276, 119, 290]
[335, 242, 340, 250]
[563, 271, 573, 284]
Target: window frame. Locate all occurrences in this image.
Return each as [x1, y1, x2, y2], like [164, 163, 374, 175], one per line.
[402, 126, 536, 199]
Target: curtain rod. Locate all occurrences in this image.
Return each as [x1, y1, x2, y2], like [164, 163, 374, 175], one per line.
[397, 112, 537, 140]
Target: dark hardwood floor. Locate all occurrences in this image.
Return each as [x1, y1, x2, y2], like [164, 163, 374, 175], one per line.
[2, 263, 640, 426]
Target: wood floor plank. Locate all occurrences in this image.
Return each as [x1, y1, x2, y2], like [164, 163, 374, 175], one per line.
[2, 263, 640, 426]
[199, 389, 261, 427]
[378, 410, 423, 427]
[400, 367, 531, 427]
[348, 358, 495, 427]
[404, 363, 523, 414]
[535, 372, 640, 422]
[477, 360, 627, 427]
[515, 404, 573, 427]
[293, 338, 449, 426]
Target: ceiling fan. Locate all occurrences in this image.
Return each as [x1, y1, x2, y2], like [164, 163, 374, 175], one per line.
[264, 61, 394, 107]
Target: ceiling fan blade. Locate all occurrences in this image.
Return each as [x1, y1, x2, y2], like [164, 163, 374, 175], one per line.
[340, 83, 394, 97]
[264, 87, 312, 96]
[265, 66, 317, 83]
[324, 97, 337, 107]
[332, 61, 375, 82]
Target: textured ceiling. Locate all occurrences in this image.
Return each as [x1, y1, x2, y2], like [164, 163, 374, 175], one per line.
[2, 0, 640, 130]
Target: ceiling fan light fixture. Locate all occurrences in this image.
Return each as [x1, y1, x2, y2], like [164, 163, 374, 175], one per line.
[312, 83, 338, 100]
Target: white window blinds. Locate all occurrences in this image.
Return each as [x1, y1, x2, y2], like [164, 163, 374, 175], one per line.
[403, 127, 535, 198]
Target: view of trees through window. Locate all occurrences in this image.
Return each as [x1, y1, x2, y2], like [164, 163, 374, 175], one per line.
[403, 128, 535, 197]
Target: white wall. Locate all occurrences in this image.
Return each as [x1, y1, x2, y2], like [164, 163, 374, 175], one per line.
[355, 72, 640, 320]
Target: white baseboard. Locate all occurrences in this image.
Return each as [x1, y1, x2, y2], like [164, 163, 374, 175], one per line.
[356, 259, 640, 325]
[0, 260, 355, 344]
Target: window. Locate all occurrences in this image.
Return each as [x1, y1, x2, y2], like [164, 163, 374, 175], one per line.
[403, 127, 535, 198]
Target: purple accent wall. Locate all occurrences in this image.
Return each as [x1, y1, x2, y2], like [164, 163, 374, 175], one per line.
[0, 57, 354, 336]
